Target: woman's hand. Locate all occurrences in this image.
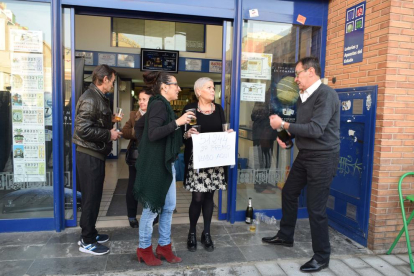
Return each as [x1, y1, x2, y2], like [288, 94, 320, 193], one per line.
[185, 127, 199, 139]
[176, 111, 195, 127]
[226, 129, 234, 133]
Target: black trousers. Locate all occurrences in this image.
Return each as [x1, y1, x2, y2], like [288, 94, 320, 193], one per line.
[277, 150, 339, 262]
[126, 165, 139, 218]
[77, 152, 105, 244]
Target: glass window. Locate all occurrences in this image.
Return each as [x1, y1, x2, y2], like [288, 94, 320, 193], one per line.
[112, 18, 205, 53]
[0, 1, 53, 219]
[237, 20, 321, 212]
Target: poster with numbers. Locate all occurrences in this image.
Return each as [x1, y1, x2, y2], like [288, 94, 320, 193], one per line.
[10, 33, 46, 182]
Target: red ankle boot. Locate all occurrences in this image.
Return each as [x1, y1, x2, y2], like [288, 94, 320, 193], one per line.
[136, 245, 162, 266]
[156, 243, 182, 263]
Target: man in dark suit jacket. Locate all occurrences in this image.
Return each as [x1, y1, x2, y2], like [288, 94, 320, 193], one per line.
[263, 57, 340, 273]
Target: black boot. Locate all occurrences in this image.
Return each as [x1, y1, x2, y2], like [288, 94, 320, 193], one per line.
[201, 231, 214, 252]
[187, 233, 197, 252]
[129, 218, 139, 228]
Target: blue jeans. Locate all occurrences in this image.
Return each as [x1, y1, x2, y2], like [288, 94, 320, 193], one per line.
[139, 164, 176, 248]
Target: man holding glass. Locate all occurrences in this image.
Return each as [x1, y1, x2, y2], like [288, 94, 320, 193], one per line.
[73, 64, 122, 255]
[264, 57, 340, 273]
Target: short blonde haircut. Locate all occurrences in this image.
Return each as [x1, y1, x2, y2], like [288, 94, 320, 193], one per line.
[194, 77, 214, 99]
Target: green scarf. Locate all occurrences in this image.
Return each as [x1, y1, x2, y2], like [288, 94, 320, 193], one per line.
[133, 94, 182, 213]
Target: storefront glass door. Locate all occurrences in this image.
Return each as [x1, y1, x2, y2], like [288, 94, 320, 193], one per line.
[235, 20, 322, 220]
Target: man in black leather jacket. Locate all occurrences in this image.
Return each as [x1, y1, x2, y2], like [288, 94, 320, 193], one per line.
[73, 64, 122, 256]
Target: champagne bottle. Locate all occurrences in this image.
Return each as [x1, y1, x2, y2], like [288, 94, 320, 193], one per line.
[245, 197, 253, 224]
[277, 128, 293, 149]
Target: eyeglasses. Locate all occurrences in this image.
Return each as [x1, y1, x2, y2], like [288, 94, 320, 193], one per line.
[295, 69, 307, 77]
[165, 82, 178, 87]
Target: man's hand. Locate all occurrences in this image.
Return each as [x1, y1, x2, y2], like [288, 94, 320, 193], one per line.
[110, 128, 122, 141]
[269, 114, 283, 130]
[276, 137, 287, 149]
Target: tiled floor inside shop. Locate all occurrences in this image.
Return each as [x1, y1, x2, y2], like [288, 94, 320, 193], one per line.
[89, 153, 282, 229]
[90, 153, 219, 228]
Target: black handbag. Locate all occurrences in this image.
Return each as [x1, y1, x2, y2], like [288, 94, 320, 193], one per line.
[125, 140, 139, 166]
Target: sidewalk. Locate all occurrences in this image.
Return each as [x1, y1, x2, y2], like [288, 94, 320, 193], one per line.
[0, 220, 411, 276]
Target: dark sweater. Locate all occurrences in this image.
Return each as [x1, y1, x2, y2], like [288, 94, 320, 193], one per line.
[288, 83, 340, 152]
[134, 101, 178, 143]
[181, 102, 226, 185]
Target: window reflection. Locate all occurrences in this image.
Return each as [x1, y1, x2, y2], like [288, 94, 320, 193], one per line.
[0, 0, 53, 219]
[237, 20, 321, 211]
[112, 18, 205, 52]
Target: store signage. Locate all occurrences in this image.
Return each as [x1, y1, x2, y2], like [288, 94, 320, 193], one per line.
[185, 59, 202, 71]
[241, 82, 266, 102]
[209, 61, 222, 73]
[141, 49, 179, 73]
[192, 132, 236, 170]
[241, 52, 272, 80]
[249, 9, 259, 18]
[75, 51, 93, 65]
[9, 29, 43, 53]
[98, 53, 116, 66]
[10, 37, 47, 182]
[343, 1, 366, 65]
[117, 54, 134, 68]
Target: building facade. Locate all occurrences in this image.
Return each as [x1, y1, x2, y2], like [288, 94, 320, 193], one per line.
[0, 0, 412, 253]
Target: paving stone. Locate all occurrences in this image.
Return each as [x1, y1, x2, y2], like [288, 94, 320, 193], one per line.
[47, 231, 81, 244]
[361, 256, 406, 276]
[255, 262, 286, 276]
[394, 264, 414, 275]
[200, 266, 236, 276]
[379, 254, 407, 266]
[328, 259, 360, 276]
[0, 260, 33, 276]
[313, 270, 336, 276]
[106, 253, 179, 272]
[37, 242, 89, 258]
[172, 234, 235, 251]
[354, 268, 384, 276]
[277, 261, 304, 276]
[396, 254, 410, 263]
[232, 265, 261, 276]
[26, 256, 108, 276]
[177, 247, 246, 266]
[0, 232, 51, 246]
[0, 245, 43, 261]
[238, 244, 307, 262]
[341, 257, 370, 269]
[105, 270, 183, 276]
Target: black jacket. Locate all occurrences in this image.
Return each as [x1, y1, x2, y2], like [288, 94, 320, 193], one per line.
[72, 83, 113, 156]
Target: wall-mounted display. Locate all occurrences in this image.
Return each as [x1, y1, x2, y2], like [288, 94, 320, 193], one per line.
[141, 49, 179, 73]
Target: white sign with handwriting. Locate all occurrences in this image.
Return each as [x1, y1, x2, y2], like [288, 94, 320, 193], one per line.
[192, 132, 236, 169]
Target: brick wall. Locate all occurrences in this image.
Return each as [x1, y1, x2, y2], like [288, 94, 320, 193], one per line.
[326, 0, 414, 252]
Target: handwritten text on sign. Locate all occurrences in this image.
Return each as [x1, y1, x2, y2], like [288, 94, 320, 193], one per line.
[192, 132, 236, 169]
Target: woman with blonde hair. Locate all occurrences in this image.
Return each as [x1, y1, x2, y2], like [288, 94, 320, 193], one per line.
[182, 77, 231, 252]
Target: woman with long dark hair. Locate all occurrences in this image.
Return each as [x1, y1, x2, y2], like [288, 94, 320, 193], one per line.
[121, 89, 153, 228]
[133, 71, 193, 266]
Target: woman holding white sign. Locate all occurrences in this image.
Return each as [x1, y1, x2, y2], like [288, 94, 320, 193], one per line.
[182, 77, 231, 253]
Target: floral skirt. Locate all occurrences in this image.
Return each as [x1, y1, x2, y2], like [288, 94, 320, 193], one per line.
[184, 154, 227, 192]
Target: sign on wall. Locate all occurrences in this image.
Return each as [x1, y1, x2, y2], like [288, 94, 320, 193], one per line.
[241, 52, 272, 80]
[343, 1, 366, 65]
